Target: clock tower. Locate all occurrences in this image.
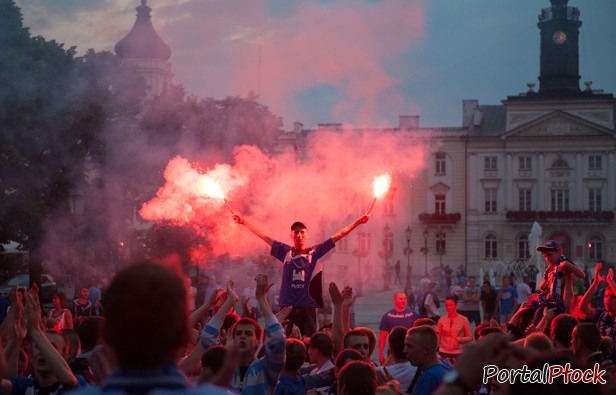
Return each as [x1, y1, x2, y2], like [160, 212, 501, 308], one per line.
[537, 0, 582, 96]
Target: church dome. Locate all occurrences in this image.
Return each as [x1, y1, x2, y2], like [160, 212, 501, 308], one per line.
[115, 0, 171, 61]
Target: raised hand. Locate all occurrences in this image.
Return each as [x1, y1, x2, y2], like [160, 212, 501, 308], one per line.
[594, 262, 605, 284]
[275, 306, 293, 323]
[232, 214, 244, 224]
[359, 214, 370, 224]
[329, 282, 344, 306]
[225, 282, 239, 305]
[255, 274, 272, 299]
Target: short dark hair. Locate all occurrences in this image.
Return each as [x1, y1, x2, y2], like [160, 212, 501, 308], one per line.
[291, 221, 307, 231]
[285, 338, 307, 372]
[201, 345, 227, 373]
[309, 332, 334, 357]
[334, 348, 364, 371]
[343, 329, 369, 348]
[102, 262, 189, 369]
[574, 323, 601, 351]
[551, 314, 579, 348]
[337, 361, 377, 395]
[387, 326, 407, 359]
[231, 317, 263, 343]
[78, 316, 105, 351]
[413, 318, 437, 327]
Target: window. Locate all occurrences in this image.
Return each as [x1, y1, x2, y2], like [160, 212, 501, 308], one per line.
[519, 156, 532, 170]
[552, 158, 569, 168]
[435, 152, 446, 175]
[589, 155, 602, 170]
[484, 235, 498, 259]
[588, 235, 603, 261]
[485, 188, 497, 213]
[484, 156, 497, 171]
[358, 232, 371, 253]
[436, 232, 446, 255]
[338, 238, 349, 253]
[383, 193, 394, 216]
[517, 235, 530, 260]
[589, 188, 602, 212]
[435, 194, 446, 214]
[551, 189, 569, 211]
[519, 189, 532, 211]
[383, 226, 394, 257]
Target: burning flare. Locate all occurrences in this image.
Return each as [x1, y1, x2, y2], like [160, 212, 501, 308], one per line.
[199, 176, 225, 199]
[198, 175, 234, 212]
[367, 173, 391, 215]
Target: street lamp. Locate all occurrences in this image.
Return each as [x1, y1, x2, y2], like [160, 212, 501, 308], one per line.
[421, 228, 429, 276]
[381, 224, 394, 290]
[404, 226, 413, 288]
[436, 230, 445, 269]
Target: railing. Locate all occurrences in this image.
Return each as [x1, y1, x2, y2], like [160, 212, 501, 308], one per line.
[505, 210, 614, 223]
[418, 212, 461, 224]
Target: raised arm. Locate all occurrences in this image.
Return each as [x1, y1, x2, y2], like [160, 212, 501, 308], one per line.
[331, 214, 370, 243]
[561, 260, 585, 278]
[579, 263, 604, 321]
[24, 290, 78, 389]
[329, 283, 345, 353]
[232, 213, 274, 246]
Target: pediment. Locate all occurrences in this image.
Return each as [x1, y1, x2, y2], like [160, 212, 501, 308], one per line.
[502, 110, 615, 140]
[429, 182, 450, 193]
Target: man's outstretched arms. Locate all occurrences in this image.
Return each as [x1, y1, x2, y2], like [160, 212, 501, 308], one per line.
[332, 214, 370, 243]
[232, 213, 274, 246]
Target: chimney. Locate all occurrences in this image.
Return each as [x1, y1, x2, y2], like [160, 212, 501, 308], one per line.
[462, 99, 478, 127]
[293, 122, 304, 133]
[399, 115, 419, 129]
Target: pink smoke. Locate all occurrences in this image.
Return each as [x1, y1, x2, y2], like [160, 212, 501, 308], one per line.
[140, 127, 432, 259]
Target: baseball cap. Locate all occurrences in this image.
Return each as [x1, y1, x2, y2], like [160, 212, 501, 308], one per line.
[536, 240, 561, 252]
[291, 221, 307, 231]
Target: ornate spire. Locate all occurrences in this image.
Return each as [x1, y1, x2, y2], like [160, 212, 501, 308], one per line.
[115, 0, 171, 60]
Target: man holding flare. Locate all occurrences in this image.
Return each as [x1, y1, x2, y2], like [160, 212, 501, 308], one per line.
[232, 212, 370, 337]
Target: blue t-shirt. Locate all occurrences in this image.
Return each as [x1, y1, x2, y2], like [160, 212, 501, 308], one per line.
[11, 375, 88, 395]
[412, 363, 452, 395]
[379, 308, 419, 332]
[273, 374, 307, 395]
[594, 308, 616, 361]
[271, 238, 335, 308]
[498, 286, 518, 315]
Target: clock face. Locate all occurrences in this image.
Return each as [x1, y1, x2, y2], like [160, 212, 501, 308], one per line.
[552, 31, 567, 45]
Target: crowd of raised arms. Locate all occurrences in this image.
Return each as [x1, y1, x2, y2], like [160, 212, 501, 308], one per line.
[1, 245, 616, 395]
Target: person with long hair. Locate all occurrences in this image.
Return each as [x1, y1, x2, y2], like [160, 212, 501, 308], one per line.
[48, 292, 74, 330]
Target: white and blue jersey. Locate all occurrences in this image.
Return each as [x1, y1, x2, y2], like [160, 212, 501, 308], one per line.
[271, 238, 335, 308]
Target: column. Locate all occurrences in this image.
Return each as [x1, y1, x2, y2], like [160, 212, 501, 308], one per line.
[505, 153, 512, 210]
[537, 154, 545, 210]
[469, 154, 478, 210]
[575, 153, 582, 210]
[609, 152, 615, 210]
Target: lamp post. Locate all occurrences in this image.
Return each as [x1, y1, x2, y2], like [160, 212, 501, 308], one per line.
[436, 230, 445, 269]
[353, 232, 369, 296]
[421, 228, 429, 276]
[381, 224, 394, 290]
[404, 226, 413, 288]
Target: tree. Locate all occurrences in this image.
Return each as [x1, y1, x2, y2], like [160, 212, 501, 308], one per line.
[0, 1, 145, 286]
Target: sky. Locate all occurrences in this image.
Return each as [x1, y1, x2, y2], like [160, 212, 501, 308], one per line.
[14, 0, 616, 130]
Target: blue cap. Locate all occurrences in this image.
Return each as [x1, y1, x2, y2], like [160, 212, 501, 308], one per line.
[536, 240, 561, 252]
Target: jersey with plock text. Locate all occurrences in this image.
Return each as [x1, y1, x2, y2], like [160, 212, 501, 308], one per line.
[271, 238, 335, 308]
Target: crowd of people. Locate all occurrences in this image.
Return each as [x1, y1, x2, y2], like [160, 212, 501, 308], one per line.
[1, 235, 616, 395]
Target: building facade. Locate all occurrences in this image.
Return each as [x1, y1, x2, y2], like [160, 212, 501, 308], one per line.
[276, 0, 615, 291]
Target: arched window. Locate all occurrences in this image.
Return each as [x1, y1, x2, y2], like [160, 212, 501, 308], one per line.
[484, 235, 498, 260]
[517, 235, 530, 260]
[588, 235, 603, 261]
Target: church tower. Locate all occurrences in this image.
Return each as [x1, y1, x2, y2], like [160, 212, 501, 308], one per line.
[537, 0, 582, 96]
[115, 0, 173, 98]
